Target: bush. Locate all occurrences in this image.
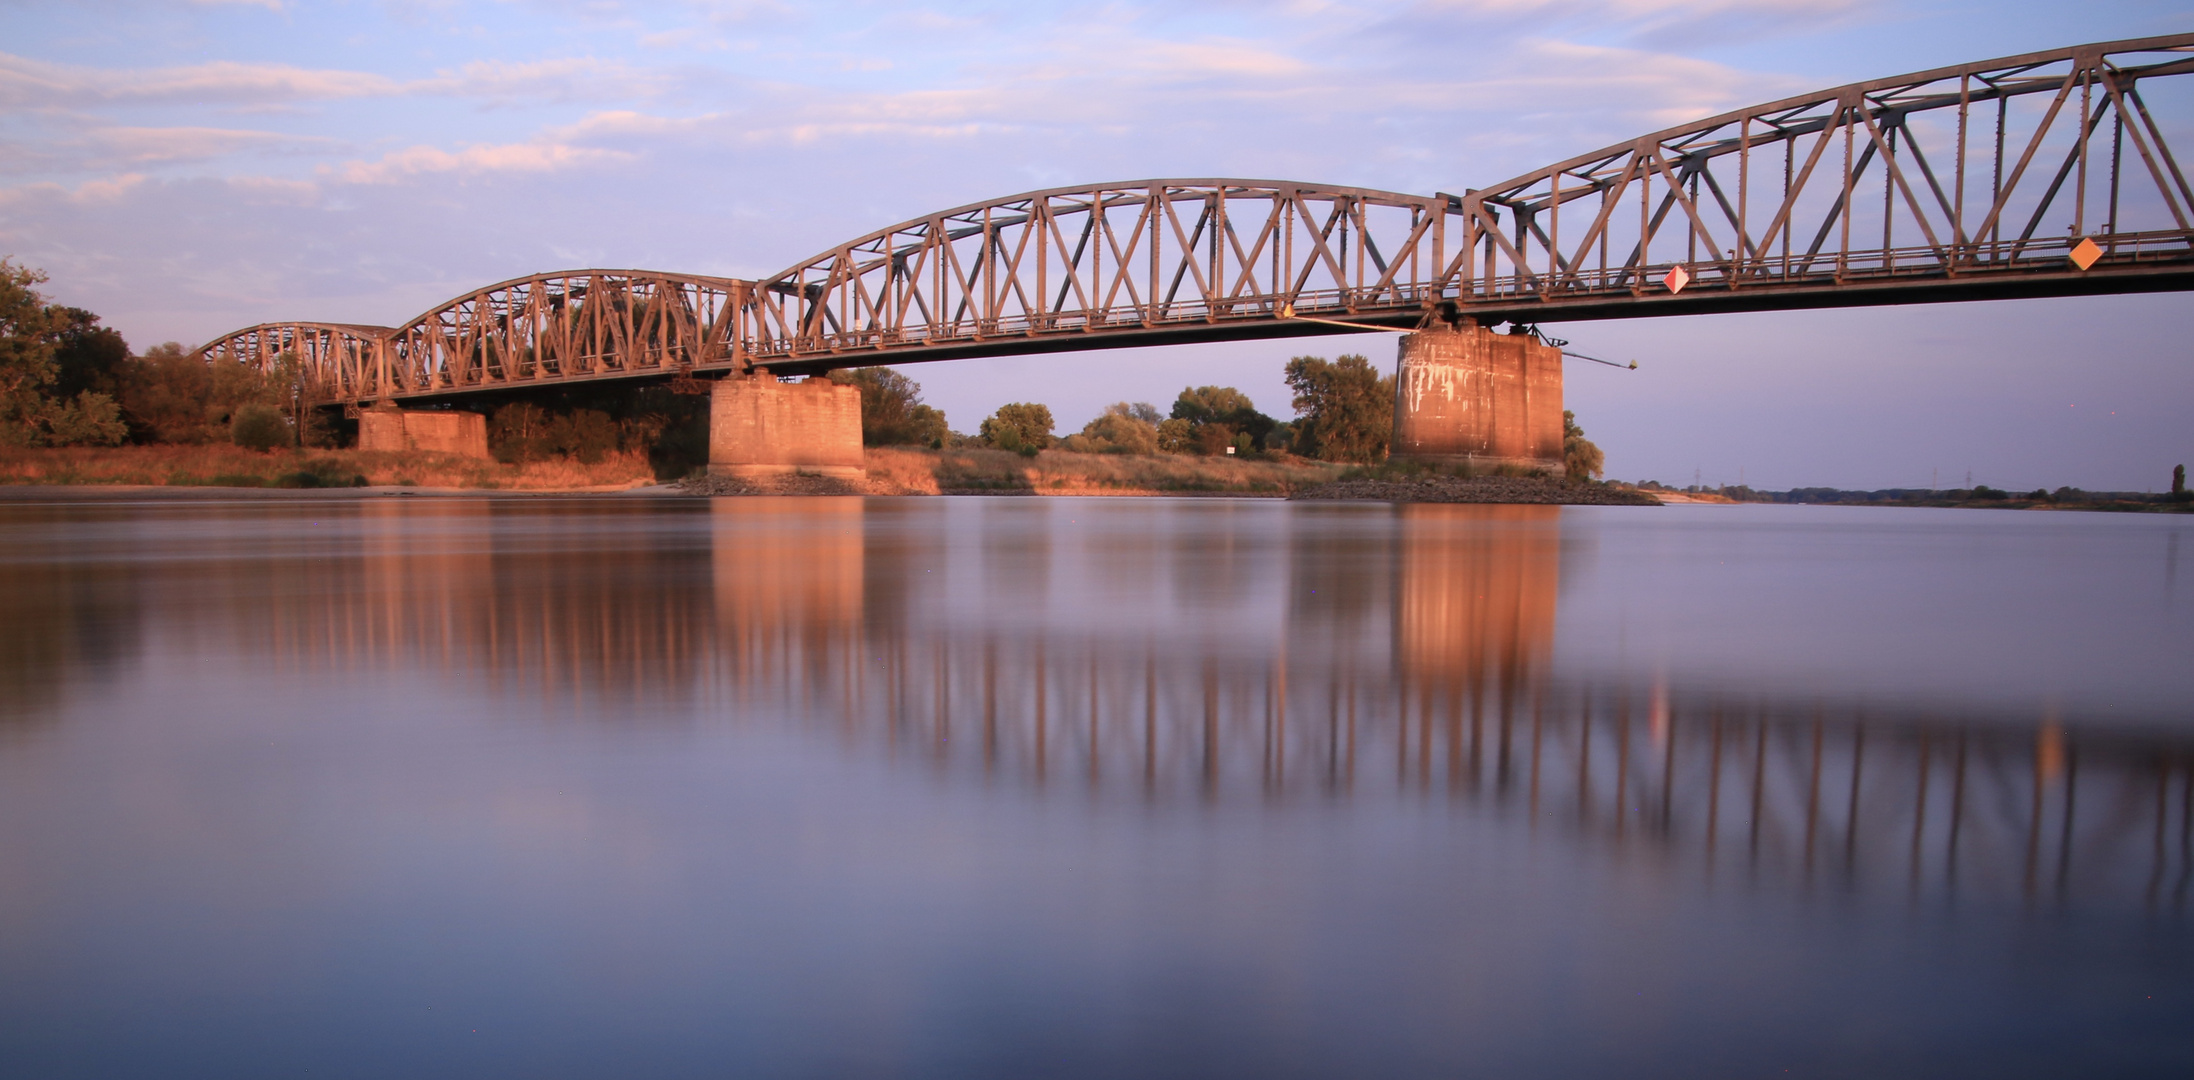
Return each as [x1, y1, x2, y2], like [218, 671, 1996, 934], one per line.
[981, 403, 1053, 456]
[554, 409, 620, 464]
[1563, 410, 1605, 481]
[275, 457, 369, 488]
[490, 403, 619, 463]
[230, 404, 290, 450]
[1062, 405, 1160, 455]
[490, 402, 551, 463]
[1156, 417, 1193, 453]
[39, 391, 128, 447]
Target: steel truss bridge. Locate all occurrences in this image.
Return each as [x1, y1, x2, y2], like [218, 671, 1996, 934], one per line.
[199, 35, 2194, 406]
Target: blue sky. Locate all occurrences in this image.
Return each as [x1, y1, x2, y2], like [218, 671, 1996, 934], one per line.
[2, 0, 2189, 489]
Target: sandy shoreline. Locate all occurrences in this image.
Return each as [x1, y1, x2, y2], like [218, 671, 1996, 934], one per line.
[0, 483, 688, 501]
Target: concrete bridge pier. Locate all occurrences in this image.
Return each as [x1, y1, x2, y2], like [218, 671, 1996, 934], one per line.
[708, 374, 866, 479]
[1391, 322, 1565, 476]
[357, 404, 490, 458]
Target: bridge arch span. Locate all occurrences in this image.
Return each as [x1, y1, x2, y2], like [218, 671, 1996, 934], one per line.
[743, 179, 1456, 371]
[192, 33, 2194, 405]
[1446, 33, 2194, 319]
[195, 322, 392, 404]
[197, 269, 751, 404]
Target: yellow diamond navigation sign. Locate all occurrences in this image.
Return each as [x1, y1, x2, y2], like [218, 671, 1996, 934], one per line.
[2069, 236, 2104, 271]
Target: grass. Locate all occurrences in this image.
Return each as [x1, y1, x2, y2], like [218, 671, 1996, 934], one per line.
[1334, 458, 1562, 483]
[860, 447, 1348, 495]
[0, 445, 659, 491]
[5, 443, 1344, 496]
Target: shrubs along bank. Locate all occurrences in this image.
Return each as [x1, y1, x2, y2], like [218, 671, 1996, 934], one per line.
[681, 446, 1348, 497]
[1295, 471, 1662, 505]
[0, 444, 659, 490]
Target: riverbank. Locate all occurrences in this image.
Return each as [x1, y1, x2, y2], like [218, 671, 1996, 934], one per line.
[1642, 481, 2194, 513]
[682, 447, 1349, 496]
[0, 444, 657, 490]
[0, 444, 1349, 498]
[1291, 473, 1663, 505]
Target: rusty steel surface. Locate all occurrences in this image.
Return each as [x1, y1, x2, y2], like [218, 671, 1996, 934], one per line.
[1448, 32, 2194, 321]
[202, 270, 750, 404]
[196, 34, 2194, 405]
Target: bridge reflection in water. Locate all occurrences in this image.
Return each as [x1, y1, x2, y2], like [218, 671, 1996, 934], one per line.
[212, 499, 2192, 910]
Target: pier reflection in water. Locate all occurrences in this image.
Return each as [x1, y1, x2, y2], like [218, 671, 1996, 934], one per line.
[0, 496, 2189, 1078]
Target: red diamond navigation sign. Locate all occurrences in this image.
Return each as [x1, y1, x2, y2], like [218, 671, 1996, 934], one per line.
[1662, 265, 1691, 294]
[2069, 237, 2103, 271]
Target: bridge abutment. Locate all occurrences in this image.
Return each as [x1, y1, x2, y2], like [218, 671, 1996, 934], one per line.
[708, 375, 866, 479]
[1391, 323, 1564, 476]
[357, 406, 489, 458]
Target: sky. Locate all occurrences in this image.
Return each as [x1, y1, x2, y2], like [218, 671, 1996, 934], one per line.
[1, 0, 2189, 490]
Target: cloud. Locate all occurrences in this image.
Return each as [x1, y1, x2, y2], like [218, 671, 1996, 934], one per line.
[1388, 0, 1876, 48]
[0, 52, 661, 109]
[0, 173, 149, 209]
[0, 54, 400, 108]
[326, 140, 635, 184]
[421, 57, 670, 103]
[223, 175, 320, 204]
[0, 123, 333, 177]
[85, 126, 325, 165]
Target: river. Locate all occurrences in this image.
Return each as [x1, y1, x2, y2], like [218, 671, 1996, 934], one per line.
[1, 496, 2188, 1078]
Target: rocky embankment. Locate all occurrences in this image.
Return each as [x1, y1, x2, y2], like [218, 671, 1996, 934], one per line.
[1292, 474, 1662, 505]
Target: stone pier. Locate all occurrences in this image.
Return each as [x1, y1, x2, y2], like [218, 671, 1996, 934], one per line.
[1390, 322, 1564, 475]
[708, 375, 865, 478]
[357, 407, 490, 458]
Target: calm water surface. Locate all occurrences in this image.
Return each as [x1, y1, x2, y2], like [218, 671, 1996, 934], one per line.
[1, 496, 2189, 1078]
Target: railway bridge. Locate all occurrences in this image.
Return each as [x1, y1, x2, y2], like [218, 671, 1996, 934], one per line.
[198, 35, 2194, 474]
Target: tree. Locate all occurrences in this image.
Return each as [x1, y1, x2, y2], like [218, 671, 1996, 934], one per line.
[1283, 353, 1393, 463]
[0, 259, 61, 446]
[230, 404, 290, 450]
[1063, 402, 1160, 455]
[980, 402, 1053, 455]
[0, 260, 127, 447]
[1155, 417, 1193, 453]
[50, 307, 130, 401]
[1170, 385, 1256, 426]
[118, 343, 216, 443]
[488, 402, 622, 463]
[828, 366, 950, 446]
[1563, 410, 1605, 481]
[1168, 385, 1276, 455]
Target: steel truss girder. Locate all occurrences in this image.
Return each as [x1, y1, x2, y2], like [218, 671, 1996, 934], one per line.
[1451, 33, 2194, 312]
[740, 180, 1447, 367]
[196, 34, 2194, 405]
[197, 270, 750, 405]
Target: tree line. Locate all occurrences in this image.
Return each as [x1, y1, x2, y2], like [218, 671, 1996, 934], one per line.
[837, 353, 1605, 478]
[835, 353, 1406, 465]
[2, 258, 321, 450]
